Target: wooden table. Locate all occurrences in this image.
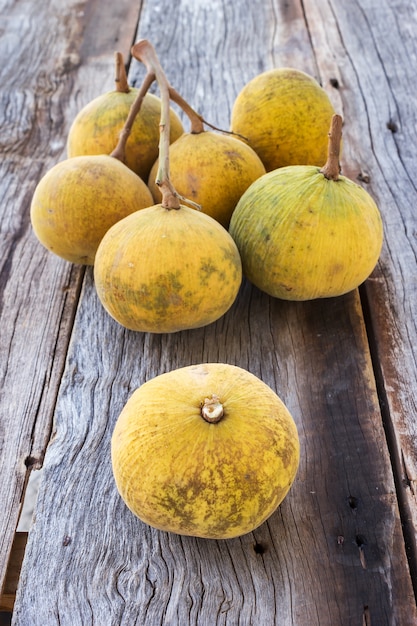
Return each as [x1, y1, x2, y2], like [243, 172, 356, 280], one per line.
[1, 0, 417, 624]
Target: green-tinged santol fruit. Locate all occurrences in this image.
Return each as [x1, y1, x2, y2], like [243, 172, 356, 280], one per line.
[30, 155, 154, 265]
[148, 90, 266, 229]
[230, 67, 337, 171]
[66, 52, 183, 181]
[93, 39, 243, 333]
[229, 115, 383, 300]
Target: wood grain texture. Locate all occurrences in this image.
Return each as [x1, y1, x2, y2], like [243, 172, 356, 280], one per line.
[14, 273, 416, 625]
[0, 0, 141, 599]
[11, 0, 417, 624]
[130, 0, 324, 129]
[304, 0, 417, 559]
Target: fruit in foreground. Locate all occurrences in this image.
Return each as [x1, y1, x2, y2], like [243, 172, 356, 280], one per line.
[230, 67, 337, 171]
[111, 363, 300, 539]
[30, 155, 153, 265]
[93, 203, 242, 332]
[229, 115, 383, 300]
[66, 52, 183, 181]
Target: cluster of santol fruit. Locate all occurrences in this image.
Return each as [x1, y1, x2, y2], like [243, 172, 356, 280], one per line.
[30, 40, 383, 540]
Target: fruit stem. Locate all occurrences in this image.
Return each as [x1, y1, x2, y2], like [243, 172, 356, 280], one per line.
[201, 395, 224, 423]
[167, 86, 205, 134]
[132, 39, 182, 209]
[320, 114, 343, 181]
[114, 51, 130, 93]
[110, 70, 156, 163]
[168, 85, 245, 138]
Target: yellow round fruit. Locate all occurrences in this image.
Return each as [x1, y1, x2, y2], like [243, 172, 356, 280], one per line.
[229, 117, 383, 300]
[94, 204, 242, 333]
[67, 91, 184, 181]
[230, 67, 337, 171]
[30, 155, 154, 265]
[111, 363, 300, 539]
[148, 131, 266, 228]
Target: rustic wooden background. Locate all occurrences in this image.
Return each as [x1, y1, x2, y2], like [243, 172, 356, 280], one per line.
[1, 0, 417, 624]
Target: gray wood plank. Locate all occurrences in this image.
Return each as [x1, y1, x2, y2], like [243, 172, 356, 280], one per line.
[13, 0, 417, 624]
[304, 0, 417, 556]
[0, 0, 142, 598]
[14, 276, 415, 625]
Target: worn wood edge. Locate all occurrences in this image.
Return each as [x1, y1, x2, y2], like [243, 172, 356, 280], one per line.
[0, 0, 90, 590]
[361, 278, 417, 593]
[0, 257, 83, 595]
[0, 533, 27, 612]
[304, 0, 417, 599]
[0, 0, 144, 596]
[336, 0, 417, 591]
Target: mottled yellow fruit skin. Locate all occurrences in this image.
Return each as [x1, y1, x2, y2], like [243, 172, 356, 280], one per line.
[67, 91, 184, 181]
[30, 155, 154, 265]
[111, 363, 300, 539]
[94, 205, 242, 333]
[229, 166, 384, 300]
[147, 131, 266, 228]
[230, 68, 337, 171]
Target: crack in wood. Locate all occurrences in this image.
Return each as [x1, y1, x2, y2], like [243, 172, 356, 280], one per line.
[401, 450, 416, 497]
[363, 605, 371, 626]
[356, 535, 367, 570]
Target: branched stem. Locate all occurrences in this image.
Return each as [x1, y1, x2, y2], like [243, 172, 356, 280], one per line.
[111, 43, 246, 183]
[132, 39, 182, 209]
[320, 114, 343, 181]
[131, 40, 242, 210]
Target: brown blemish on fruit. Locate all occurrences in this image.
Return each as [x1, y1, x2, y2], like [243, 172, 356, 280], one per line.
[328, 262, 344, 276]
[199, 259, 218, 286]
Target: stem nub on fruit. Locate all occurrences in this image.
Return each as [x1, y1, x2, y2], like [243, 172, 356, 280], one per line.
[114, 51, 130, 94]
[320, 114, 343, 181]
[201, 395, 224, 423]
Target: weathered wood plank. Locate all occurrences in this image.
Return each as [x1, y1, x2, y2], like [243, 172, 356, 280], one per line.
[12, 0, 417, 624]
[14, 278, 415, 625]
[0, 0, 142, 599]
[317, 0, 417, 554]
[301, 0, 417, 570]
[130, 0, 325, 129]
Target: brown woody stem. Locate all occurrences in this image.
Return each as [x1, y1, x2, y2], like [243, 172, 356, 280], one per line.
[110, 70, 155, 163]
[114, 51, 130, 93]
[167, 85, 245, 139]
[320, 114, 343, 181]
[132, 39, 182, 209]
[168, 86, 205, 134]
